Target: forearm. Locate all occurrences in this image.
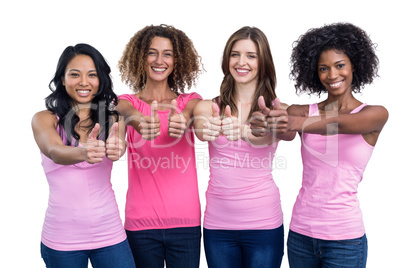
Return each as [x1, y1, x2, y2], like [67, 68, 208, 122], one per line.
[47, 145, 86, 165]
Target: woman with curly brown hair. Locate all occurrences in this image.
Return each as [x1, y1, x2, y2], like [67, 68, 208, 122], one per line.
[115, 24, 203, 268]
[251, 22, 388, 268]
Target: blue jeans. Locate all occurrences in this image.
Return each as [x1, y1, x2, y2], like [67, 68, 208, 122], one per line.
[125, 226, 201, 268]
[203, 225, 284, 268]
[287, 230, 368, 268]
[40, 239, 135, 268]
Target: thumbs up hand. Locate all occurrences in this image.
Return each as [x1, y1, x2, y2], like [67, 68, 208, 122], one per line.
[168, 99, 187, 139]
[266, 97, 288, 135]
[202, 102, 222, 141]
[221, 105, 241, 141]
[139, 100, 161, 140]
[106, 122, 126, 161]
[84, 123, 106, 164]
[250, 96, 288, 136]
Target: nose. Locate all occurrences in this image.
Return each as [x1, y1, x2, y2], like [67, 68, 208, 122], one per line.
[79, 76, 89, 86]
[155, 54, 163, 64]
[328, 68, 338, 79]
[238, 55, 246, 66]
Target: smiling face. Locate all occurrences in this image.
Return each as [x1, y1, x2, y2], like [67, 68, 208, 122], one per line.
[229, 39, 259, 87]
[62, 54, 99, 104]
[317, 49, 354, 97]
[145, 36, 174, 83]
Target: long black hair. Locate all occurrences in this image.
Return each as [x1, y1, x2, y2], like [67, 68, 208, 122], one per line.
[46, 43, 118, 146]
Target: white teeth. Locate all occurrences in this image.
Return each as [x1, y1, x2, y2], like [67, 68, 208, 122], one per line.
[78, 90, 90, 93]
[329, 81, 343, 87]
[236, 69, 249, 73]
[152, 67, 166, 72]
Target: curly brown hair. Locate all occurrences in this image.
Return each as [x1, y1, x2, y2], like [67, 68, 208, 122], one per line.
[118, 24, 203, 93]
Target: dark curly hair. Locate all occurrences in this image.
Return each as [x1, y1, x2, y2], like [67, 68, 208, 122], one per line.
[46, 43, 118, 146]
[290, 22, 379, 95]
[118, 24, 203, 93]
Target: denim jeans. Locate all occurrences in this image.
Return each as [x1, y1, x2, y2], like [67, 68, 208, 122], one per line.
[287, 230, 368, 268]
[125, 226, 201, 268]
[203, 225, 284, 268]
[40, 239, 135, 268]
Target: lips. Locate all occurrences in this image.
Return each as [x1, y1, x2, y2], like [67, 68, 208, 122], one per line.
[235, 68, 250, 75]
[77, 90, 91, 97]
[152, 67, 167, 73]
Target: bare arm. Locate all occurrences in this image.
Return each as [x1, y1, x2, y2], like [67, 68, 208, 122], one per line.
[288, 104, 388, 135]
[31, 111, 105, 165]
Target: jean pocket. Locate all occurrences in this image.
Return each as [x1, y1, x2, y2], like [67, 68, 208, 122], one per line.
[335, 235, 366, 245]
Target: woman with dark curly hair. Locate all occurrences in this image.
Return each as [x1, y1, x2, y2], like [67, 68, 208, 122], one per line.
[115, 24, 203, 268]
[32, 43, 135, 267]
[251, 22, 388, 267]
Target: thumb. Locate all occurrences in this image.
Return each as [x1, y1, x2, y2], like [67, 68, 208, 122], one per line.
[224, 105, 232, 117]
[108, 122, 118, 139]
[151, 100, 158, 118]
[212, 102, 219, 117]
[272, 98, 281, 110]
[258, 96, 270, 116]
[88, 123, 100, 141]
[169, 99, 178, 118]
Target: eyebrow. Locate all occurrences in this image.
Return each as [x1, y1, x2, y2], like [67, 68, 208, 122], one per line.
[318, 60, 346, 66]
[231, 50, 258, 54]
[149, 48, 174, 52]
[67, 69, 97, 72]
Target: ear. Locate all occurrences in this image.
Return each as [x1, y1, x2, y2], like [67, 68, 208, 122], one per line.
[61, 76, 65, 86]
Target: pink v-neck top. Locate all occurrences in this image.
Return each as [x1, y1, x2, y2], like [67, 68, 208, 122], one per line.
[203, 136, 283, 230]
[290, 103, 374, 240]
[40, 127, 126, 251]
[119, 93, 202, 231]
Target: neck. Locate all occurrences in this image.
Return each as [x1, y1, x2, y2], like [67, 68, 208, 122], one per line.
[235, 82, 256, 104]
[321, 91, 360, 112]
[141, 80, 176, 101]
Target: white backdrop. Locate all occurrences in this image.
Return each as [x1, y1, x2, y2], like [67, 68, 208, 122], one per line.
[1, 0, 400, 267]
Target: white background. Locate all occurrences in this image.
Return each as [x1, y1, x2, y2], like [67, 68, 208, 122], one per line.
[1, 0, 401, 267]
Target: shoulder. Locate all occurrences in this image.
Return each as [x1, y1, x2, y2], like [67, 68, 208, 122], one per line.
[32, 110, 57, 125]
[360, 104, 389, 122]
[287, 104, 310, 116]
[177, 92, 203, 105]
[117, 93, 144, 110]
[194, 99, 214, 115]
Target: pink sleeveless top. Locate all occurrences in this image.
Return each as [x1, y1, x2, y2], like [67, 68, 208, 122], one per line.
[40, 127, 126, 250]
[119, 93, 202, 231]
[290, 103, 374, 240]
[204, 136, 283, 230]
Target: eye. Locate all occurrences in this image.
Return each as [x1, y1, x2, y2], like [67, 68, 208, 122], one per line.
[164, 52, 173, 57]
[230, 52, 239, 57]
[69, 72, 79, 77]
[337, 64, 345, 69]
[318, 67, 328, 72]
[247, 54, 257, 59]
[89, 73, 98, 77]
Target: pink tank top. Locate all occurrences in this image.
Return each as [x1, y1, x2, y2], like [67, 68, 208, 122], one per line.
[40, 128, 126, 251]
[290, 103, 374, 240]
[204, 136, 283, 230]
[119, 93, 202, 231]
